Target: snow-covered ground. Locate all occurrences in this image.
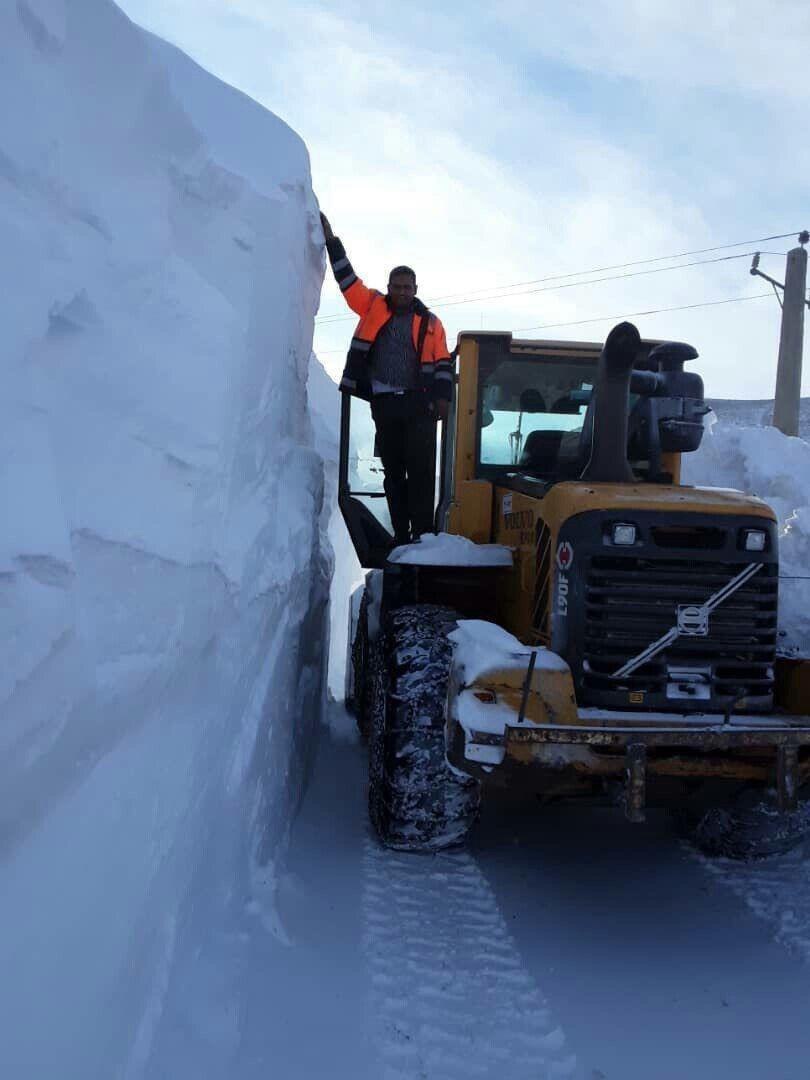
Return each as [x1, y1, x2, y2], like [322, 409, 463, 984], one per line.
[709, 397, 810, 442]
[268, 701, 810, 1080]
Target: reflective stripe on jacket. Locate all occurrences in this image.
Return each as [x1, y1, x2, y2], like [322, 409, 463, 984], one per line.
[325, 236, 454, 403]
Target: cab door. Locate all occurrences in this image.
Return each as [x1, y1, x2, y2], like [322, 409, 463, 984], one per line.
[338, 395, 393, 568]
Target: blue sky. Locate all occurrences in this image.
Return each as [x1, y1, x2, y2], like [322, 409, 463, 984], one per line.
[119, 0, 808, 397]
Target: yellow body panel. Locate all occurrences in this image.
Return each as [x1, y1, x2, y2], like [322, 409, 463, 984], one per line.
[533, 481, 776, 521]
[446, 480, 492, 544]
[466, 665, 578, 728]
[490, 487, 553, 642]
[452, 337, 480, 485]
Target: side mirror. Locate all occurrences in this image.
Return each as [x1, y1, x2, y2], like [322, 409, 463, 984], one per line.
[481, 407, 494, 428]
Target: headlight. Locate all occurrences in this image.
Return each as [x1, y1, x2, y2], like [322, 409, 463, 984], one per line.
[473, 690, 497, 704]
[744, 529, 767, 552]
[612, 523, 637, 546]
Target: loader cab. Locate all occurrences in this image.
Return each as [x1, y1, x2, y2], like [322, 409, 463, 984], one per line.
[337, 330, 707, 567]
[452, 331, 706, 484]
[440, 332, 708, 542]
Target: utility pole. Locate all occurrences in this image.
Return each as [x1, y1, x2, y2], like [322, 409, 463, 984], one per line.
[773, 236, 808, 436]
[751, 231, 809, 437]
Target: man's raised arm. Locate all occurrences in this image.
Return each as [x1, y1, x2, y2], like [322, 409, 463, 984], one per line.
[320, 212, 375, 317]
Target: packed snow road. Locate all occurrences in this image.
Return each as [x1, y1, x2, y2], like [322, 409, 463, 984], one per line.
[270, 702, 810, 1080]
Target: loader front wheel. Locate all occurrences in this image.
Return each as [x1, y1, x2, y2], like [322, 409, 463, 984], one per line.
[368, 604, 480, 851]
[676, 789, 810, 860]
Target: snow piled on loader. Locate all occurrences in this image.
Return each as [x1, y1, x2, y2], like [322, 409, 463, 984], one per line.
[449, 619, 569, 683]
[389, 532, 513, 566]
[0, 2, 330, 1076]
[682, 419, 810, 657]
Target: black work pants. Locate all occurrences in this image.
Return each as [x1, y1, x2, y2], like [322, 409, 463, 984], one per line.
[370, 392, 437, 544]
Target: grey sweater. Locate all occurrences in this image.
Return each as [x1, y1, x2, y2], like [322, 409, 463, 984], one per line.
[369, 311, 418, 393]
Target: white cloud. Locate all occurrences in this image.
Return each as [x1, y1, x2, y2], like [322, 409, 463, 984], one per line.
[497, 0, 810, 101]
[119, 0, 808, 397]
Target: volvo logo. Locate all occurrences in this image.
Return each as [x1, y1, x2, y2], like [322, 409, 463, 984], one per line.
[677, 604, 709, 636]
[556, 541, 574, 571]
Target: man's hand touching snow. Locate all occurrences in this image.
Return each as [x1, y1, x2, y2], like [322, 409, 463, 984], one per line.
[319, 212, 335, 244]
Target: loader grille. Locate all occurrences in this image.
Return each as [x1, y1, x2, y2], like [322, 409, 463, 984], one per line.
[581, 554, 778, 705]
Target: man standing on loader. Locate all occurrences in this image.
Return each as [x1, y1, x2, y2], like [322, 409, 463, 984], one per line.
[320, 212, 453, 545]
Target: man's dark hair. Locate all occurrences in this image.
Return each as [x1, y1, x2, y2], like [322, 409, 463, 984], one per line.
[388, 265, 416, 284]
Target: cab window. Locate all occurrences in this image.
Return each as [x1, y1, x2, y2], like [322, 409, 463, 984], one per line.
[478, 357, 595, 477]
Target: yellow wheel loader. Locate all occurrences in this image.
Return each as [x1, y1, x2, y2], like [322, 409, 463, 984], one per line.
[340, 321, 810, 855]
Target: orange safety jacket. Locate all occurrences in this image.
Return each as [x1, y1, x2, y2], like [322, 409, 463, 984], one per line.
[325, 236, 454, 403]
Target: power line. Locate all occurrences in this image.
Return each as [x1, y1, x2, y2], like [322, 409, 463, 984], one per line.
[431, 251, 758, 310]
[314, 292, 772, 352]
[513, 292, 771, 334]
[315, 231, 799, 323]
[316, 250, 762, 325]
[422, 232, 797, 304]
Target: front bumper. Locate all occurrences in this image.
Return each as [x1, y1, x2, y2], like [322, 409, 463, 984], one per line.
[455, 709, 810, 820]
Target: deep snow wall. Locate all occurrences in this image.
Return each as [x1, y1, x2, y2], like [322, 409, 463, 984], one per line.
[306, 354, 363, 700]
[1, 2, 328, 1076]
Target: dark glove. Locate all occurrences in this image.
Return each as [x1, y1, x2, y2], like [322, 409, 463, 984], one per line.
[319, 212, 335, 243]
[434, 398, 450, 422]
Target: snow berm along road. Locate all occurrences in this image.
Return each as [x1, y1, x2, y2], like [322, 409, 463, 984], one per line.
[1, 0, 331, 1074]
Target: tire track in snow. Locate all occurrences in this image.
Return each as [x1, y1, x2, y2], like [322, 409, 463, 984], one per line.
[688, 843, 810, 962]
[363, 838, 577, 1079]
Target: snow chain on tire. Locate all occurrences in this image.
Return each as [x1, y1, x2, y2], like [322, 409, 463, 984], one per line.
[675, 792, 810, 860]
[368, 604, 481, 852]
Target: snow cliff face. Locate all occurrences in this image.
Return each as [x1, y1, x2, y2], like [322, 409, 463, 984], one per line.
[1, 1, 327, 1075]
[306, 351, 363, 700]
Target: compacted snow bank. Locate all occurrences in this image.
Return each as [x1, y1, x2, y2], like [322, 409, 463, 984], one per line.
[682, 420, 810, 656]
[306, 352, 363, 699]
[1, 2, 329, 1075]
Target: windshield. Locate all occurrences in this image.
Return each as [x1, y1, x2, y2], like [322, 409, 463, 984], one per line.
[478, 356, 595, 475]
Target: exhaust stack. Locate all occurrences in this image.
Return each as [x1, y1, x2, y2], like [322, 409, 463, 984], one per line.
[580, 321, 641, 483]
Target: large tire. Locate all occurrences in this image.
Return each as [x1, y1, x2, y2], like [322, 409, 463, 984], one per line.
[676, 790, 810, 860]
[368, 604, 480, 852]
